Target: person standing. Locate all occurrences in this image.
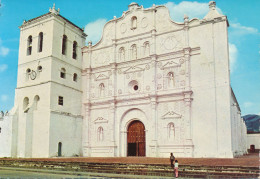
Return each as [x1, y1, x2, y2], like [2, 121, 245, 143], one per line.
[174, 160, 179, 178]
[170, 153, 175, 167]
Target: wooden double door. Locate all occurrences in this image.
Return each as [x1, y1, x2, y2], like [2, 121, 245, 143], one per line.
[127, 120, 145, 156]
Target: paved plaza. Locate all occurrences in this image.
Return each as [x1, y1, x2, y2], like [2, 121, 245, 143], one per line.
[1, 153, 258, 167]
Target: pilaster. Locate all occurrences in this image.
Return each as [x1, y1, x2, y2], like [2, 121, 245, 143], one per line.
[82, 103, 91, 157]
[150, 97, 158, 157]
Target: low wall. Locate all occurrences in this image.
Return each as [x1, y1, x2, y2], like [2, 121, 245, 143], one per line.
[247, 133, 260, 152]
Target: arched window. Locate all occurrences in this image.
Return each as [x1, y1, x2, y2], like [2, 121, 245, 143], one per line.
[0, 127, 1, 133]
[131, 44, 137, 59]
[58, 142, 62, 157]
[62, 35, 67, 55]
[37, 65, 42, 72]
[34, 95, 40, 110]
[167, 72, 175, 88]
[27, 35, 32, 55]
[38, 32, 43, 52]
[73, 73, 77, 82]
[119, 47, 125, 61]
[72, 41, 77, 59]
[26, 68, 31, 80]
[23, 97, 29, 112]
[131, 16, 137, 29]
[167, 123, 175, 140]
[60, 68, 66, 79]
[97, 127, 104, 142]
[144, 42, 150, 56]
[99, 83, 105, 97]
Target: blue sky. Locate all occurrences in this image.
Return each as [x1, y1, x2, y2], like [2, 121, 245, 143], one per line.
[0, 0, 259, 115]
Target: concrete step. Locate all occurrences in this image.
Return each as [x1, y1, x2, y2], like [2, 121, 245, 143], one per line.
[0, 160, 259, 178]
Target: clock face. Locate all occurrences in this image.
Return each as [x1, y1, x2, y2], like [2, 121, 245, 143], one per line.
[30, 70, 37, 80]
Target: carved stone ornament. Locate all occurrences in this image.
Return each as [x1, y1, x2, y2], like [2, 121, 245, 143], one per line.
[95, 73, 109, 81]
[157, 73, 162, 79]
[91, 93, 95, 98]
[95, 51, 110, 64]
[146, 85, 150, 91]
[157, 62, 162, 68]
[94, 117, 108, 124]
[161, 61, 179, 70]
[145, 64, 150, 70]
[180, 80, 185, 86]
[180, 70, 185, 75]
[126, 74, 130, 79]
[161, 111, 182, 119]
[118, 89, 122, 94]
[123, 66, 144, 74]
[141, 17, 148, 28]
[120, 23, 127, 34]
[108, 90, 112, 96]
[157, 84, 162, 90]
[118, 69, 122, 74]
[179, 58, 185, 64]
[163, 36, 178, 50]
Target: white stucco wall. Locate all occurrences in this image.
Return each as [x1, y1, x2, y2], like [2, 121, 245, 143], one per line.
[81, 2, 239, 158]
[1, 1, 247, 159]
[13, 7, 86, 158]
[247, 133, 260, 150]
[0, 115, 12, 157]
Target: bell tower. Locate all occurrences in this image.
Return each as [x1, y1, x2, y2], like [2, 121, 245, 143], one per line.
[15, 4, 86, 157]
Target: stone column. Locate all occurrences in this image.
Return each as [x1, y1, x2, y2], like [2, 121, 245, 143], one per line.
[150, 97, 158, 157]
[184, 47, 191, 91]
[82, 103, 91, 157]
[109, 102, 117, 156]
[184, 91, 193, 157]
[120, 130, 127, 157]
[82, 65, 92, 157]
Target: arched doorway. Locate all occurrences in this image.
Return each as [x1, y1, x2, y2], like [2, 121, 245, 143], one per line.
[58, 142, 62, 157]
[127, 120, 145, 156]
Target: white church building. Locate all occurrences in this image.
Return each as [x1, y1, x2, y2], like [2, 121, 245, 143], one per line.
[0, 1, 247, 158]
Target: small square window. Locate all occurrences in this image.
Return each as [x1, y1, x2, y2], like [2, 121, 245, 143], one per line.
[58, 96, 63, 106]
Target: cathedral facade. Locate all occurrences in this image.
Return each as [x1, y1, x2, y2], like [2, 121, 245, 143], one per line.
[0, 2, 247, 158]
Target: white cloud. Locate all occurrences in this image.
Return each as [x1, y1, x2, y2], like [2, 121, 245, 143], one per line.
[165, 1, 222, 22]
[230, 23, 259, 36]
[0, 95, 8, 102]
[0, 38, 10, 57]
[0, 64, 8, 72]
[84, 18, 107, 45]
[244, 102, 253, 108]
[229, 43, 237, 73]
[0, 46, 10, 56]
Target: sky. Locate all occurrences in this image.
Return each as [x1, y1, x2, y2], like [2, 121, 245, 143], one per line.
[0, 0, 259, 116]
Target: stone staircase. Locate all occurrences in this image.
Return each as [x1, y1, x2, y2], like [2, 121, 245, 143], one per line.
[0, 160, 259, 178]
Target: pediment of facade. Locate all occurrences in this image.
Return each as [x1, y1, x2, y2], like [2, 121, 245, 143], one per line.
[123, 66, 144, 74]
[95, 74, 109, 81]
[91, 3, 185, 50]
[161, 111, 182, 119]
[161, 61, 180, 70]
[94, 117, 108, 124]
